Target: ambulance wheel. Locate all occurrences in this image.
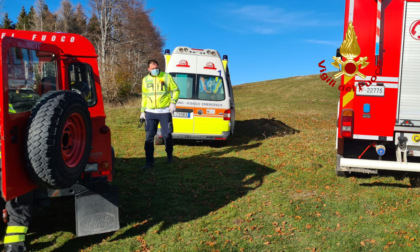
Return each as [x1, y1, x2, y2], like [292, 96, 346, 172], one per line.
[409, 176, 420, 188]
[25, 91, 92, 189]
[154, 136, 164, 145]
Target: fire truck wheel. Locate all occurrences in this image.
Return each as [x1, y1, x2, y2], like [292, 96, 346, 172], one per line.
[409, 176, 420, 188]
[25, 91, 92, 189]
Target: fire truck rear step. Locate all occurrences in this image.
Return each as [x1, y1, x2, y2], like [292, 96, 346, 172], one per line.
[339, 157, 420, 172]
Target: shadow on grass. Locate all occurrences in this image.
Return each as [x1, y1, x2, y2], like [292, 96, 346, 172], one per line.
[175, 118, 299, 147]
[359, 182, 412, 188]
[26, 144, 275, 251]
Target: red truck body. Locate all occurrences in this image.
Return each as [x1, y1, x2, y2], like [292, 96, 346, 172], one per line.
[336, 0, 420, 184]
[0, 29, 118, 236]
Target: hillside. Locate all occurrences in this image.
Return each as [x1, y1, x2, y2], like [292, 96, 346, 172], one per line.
[23, 74, 419, 251]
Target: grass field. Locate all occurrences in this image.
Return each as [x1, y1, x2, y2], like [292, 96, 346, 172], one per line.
[19, 73, 420, 251]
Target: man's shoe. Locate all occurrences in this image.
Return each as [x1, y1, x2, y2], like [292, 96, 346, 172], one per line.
[5, 242, 26, 252]
[142, 163, 154, 170]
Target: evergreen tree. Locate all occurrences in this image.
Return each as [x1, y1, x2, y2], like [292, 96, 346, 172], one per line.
[75, 3, 87, 34]
[86, 14, 100, 46]
[56, 0, 76, 33]
[34, 0, 56, 31]
[27, 6, 36, 30]
[42, 4, 57, 32]
[16, 6, 28, 30]
[1, 13, 13, 29]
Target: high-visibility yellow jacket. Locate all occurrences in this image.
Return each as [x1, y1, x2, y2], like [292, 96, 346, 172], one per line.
[141, 72, 180, 112]
[9, 104, 16, 113]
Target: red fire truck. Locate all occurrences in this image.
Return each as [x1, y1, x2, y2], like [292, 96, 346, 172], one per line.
[0, 29, 119, 237]
[336, 0, 420, 186]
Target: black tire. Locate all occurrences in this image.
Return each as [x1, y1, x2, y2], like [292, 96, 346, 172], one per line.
[409, 176, 420, 188]
[25, 91, 92, 188]
[154, 135, 164, 145]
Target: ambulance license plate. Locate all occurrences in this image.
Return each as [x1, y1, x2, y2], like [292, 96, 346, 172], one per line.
[174, 112, 190, 118]
[356, 85, 385, 96]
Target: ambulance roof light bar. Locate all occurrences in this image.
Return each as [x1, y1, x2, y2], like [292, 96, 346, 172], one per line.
[178, 47, 189, 53]
[174, 46, 219, 57]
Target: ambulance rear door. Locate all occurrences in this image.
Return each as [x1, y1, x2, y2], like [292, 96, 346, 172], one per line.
[194, 56, 230, 135]
[169, 55, 197, 134]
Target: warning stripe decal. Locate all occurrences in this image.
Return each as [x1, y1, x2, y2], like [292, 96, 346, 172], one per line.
[342, 75, 355, 108]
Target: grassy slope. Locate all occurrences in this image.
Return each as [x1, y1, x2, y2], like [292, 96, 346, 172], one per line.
[26, 74, 419, 251]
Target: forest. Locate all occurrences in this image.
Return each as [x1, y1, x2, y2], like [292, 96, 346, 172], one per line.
[1, 0, 165, 103]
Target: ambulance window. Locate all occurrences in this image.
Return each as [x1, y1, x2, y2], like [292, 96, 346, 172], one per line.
[7, 47, 57, 113]
[68, 63, 97, 106]
[171, 73, 194, 99]
[198, 75, 225, 101]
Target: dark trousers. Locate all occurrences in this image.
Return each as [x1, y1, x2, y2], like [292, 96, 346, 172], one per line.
[145, 112, 174, 164]
[5, 192, 33, 227]
[0, 168, 33, 227]
[0, 172, 33, 246]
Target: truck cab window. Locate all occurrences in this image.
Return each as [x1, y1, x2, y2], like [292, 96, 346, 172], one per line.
[68, 63, 97, 106]
[7, 47, 57, 113]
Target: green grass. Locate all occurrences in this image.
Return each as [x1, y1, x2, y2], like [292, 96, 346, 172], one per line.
[20, 73, 420, 251]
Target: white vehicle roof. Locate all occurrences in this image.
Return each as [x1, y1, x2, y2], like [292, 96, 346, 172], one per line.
[166, 46, 226, 77]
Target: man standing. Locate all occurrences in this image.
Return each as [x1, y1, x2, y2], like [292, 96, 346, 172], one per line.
[140, 59, 179, 169]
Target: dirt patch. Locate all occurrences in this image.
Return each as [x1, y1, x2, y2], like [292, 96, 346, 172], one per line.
[234, 118, 299, 142]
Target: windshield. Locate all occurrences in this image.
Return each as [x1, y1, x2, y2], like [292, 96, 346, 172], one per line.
[7, 47, 57, 113]
[170, 73, 225, 101]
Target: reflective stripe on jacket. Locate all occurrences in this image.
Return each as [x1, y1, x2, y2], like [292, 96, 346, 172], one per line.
[141, 72, 179, 112]
[9, 104, 16, 113]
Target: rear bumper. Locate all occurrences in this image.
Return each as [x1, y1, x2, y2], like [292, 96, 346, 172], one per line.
[337, 155, 420, 173]
[172, 131, 230, 140]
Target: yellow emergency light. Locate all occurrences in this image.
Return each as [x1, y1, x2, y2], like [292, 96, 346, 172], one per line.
[412, 134, 420, 143]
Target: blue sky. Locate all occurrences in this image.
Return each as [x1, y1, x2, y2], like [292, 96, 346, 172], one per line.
[1, 0, 345, 85]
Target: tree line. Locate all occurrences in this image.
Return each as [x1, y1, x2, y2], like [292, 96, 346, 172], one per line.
[1, 0, 164, 103]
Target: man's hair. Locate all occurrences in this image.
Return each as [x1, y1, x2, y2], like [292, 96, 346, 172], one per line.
[147, 59, 159, 67]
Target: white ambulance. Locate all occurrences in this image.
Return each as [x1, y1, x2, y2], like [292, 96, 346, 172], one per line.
[156, 46, 235, 142]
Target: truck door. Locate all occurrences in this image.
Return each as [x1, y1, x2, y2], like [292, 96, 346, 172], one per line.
[397, 2, 420, 126]
[0, 38, 59, 200]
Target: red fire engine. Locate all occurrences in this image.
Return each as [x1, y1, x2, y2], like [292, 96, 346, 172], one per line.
[336, 0, 420, 186]
[0, 29, 119, 237]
